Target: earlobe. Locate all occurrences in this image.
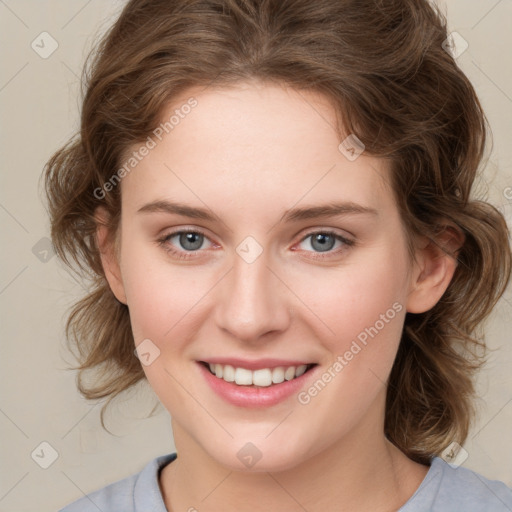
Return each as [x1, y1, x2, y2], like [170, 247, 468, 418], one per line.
[95, 207, 127, 305]
[406, 224, 465, 314]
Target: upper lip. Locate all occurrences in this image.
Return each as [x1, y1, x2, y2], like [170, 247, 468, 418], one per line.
[199, 358, 315, 371]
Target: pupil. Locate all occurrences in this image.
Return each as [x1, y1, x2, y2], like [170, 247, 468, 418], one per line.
[180, 232, 203, 251]
[312, 233, 334, 252]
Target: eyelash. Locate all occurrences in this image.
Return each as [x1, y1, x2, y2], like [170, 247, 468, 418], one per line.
[157, 228, 355, 261]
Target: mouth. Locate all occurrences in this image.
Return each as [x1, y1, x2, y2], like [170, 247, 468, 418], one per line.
[199, 361, 318, 387]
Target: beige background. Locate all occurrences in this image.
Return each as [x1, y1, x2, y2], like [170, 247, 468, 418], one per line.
[0, 1, 511, 510]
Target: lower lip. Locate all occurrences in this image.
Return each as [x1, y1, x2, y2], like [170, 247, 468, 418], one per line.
[197, 362, 316, 408]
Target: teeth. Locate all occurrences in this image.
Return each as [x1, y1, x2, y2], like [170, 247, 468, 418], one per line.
[206, 363, 311, 387]
[284, 367, 295, 381]
[253, 369, 272, 387]
[223, 364, 235, 382]
[234, 367, 253, 385]
[295, 364, 307, 377]
[272, 367, 285, 384]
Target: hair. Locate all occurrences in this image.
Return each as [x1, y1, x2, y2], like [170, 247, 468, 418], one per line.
[44, 0, 511, 464]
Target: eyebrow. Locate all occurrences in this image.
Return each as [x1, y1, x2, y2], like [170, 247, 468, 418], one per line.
[137, 200, 378, 223]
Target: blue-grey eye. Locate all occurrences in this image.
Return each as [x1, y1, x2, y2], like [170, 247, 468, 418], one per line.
[177, 232, 205, 251]
[309, 233, 336, 252]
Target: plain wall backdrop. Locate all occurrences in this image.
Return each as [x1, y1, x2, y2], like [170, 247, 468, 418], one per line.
[0, 1, 511, 510]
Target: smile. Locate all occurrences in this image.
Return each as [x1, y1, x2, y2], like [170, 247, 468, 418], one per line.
[197, 358, 320, 407]
[202, 362, 316, 387]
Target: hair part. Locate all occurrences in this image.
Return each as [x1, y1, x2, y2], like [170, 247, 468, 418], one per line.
[44, 0, 511, 462]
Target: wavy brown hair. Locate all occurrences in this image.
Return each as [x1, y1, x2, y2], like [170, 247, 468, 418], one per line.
[44, 0, 511, 464]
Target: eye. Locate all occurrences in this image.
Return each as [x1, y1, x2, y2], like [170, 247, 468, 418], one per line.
[157, 228, 354, 261]
[295, 230, 355, 258]
[157, 229, 215, 260]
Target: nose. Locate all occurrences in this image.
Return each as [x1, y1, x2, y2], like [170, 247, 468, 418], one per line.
[214, 249, 292, 344]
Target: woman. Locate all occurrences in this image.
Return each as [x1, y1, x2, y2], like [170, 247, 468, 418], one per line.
[46, 0, 512, 510]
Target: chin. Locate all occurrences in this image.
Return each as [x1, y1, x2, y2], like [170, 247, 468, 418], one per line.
[203, 436, 313, 473]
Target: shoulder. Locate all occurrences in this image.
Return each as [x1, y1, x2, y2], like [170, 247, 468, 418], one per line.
[401, 456, 512, 511]
[58, 453, 177, 512]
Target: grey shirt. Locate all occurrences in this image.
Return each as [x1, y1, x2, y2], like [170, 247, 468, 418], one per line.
[59, 452, 512, 511]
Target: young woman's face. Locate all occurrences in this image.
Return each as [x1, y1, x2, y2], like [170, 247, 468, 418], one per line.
[107, 81, 425, 471]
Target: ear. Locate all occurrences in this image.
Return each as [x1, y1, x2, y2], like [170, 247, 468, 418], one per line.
[95, 206, 127, 305]
[406, 223, 465, 314]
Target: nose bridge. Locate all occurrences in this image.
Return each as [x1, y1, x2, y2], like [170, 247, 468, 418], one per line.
[214, 245, 290, 341]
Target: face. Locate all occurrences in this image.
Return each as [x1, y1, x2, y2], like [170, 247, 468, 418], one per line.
[100, 80, 437, 472]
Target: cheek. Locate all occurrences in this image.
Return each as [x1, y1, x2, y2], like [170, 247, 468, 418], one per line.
[119, 240, 203, 347]
[288, 275, 406, 450]
[119, 243, 208, 406]
[290, 247, 409, 420]
[294, 246, 408, 352]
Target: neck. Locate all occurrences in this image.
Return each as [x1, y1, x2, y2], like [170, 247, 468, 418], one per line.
[160, 396, 429, 512]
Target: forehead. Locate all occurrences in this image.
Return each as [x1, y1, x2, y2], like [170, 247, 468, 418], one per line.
[119, 81, 393, 219]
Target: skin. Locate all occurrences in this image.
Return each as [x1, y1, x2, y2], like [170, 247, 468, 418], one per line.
[97, 79, 463, 511]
